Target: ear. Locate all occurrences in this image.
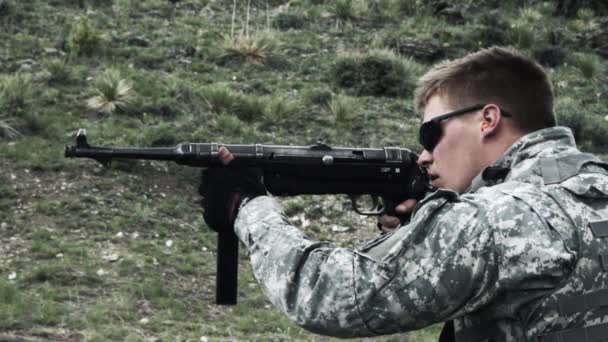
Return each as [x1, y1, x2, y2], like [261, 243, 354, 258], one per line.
[480, 104, 502, 137]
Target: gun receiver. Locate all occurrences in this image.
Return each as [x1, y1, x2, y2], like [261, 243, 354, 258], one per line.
[65, 129, 430, 305]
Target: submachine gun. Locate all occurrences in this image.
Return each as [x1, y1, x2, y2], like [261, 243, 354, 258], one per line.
[65, 129, 430, 305]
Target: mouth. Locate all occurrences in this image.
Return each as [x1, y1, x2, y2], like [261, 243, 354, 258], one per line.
[428, 173, 439, 181]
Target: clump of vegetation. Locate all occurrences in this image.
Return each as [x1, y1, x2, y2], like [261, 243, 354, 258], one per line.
[556, 98, 608, 151]
[394, 0, 426, 15]
[232, 93, 266, 122]
[328, 93, 358, 122]
[216, 113, 242, 135]
[87, 68, 135, 115]
[201, 85, 237, 114]
[509, 24, 538, 49]
[264, 96, 300, 122]
[304, 87, 333, 106]
[220, 0, 282, 67]
[472, 11, 511, 47]
[221, 32, 282, 66]
[571, 53, 604, 80]
[0, 73, 32, 114]
[329, 0, 367, 27]
[66, 16, 102, 57]
[273, 11, 307, 30]
[45, 58, 73, 84]
[201, 85, 266, 122]
[331, 49, 416, 97]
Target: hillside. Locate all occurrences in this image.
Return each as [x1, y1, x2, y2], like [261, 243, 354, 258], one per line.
[1, 0, 607, 340]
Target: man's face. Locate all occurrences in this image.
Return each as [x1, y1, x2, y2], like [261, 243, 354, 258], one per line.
[417, 95, 486, 193]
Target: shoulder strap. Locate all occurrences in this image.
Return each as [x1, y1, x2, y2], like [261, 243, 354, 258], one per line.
[540, 153, 607, 185]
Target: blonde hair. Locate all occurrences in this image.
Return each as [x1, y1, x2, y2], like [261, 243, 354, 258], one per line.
[414, 46, 556, 133]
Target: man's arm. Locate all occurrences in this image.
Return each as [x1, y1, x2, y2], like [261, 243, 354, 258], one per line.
[234, 189, 574, 337]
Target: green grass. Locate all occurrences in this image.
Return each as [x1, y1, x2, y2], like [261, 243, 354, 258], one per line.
[1, 0, 607, 341]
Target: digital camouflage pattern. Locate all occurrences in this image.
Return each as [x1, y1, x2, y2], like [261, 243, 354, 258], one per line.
[234, 126, 608, 341]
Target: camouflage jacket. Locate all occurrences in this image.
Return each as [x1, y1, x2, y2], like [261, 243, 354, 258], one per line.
[234, 126, 608, 341]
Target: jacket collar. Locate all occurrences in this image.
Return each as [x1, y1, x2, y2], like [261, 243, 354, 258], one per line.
[467, 126, 577, 193]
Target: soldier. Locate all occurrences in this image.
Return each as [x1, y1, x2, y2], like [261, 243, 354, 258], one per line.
[199, 46, 608, 341]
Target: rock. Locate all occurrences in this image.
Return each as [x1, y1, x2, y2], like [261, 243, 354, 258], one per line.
[16, 58, 35, 66]
[43, 47, 63, 56]
[534, 45, 568, 67]
[431, 2, 468, 24]
[386, 37, 445, 63]
[331, 225, 351, 233]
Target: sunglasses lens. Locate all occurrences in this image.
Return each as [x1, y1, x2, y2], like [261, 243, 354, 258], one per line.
[419, 121, 440, 151]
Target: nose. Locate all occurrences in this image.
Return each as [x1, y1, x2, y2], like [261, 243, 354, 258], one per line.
[417, 149, 433, 168]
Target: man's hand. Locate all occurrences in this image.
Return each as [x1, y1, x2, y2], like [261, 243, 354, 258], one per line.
[198, 147, 266, 233]
[377, 199, 418, 233]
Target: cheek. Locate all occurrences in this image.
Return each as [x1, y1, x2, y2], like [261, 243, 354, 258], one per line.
[434, 131, 478, 170]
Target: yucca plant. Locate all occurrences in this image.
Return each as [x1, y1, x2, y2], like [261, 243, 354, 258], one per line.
[0, 116, 19, 139]
[221, 32, 281, 66]
[86, 69, 135, 115]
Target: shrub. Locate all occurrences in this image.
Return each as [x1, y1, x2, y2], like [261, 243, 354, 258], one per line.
[0, 73, 32, 113]
[201, 85, 236, 114]
[329, 0, 367, 27]
[264, 96, 300, 122]
[304, 87, 333, 106]
[220, 32, 281, 67]
[232, 94, 266, 122]
[328, 94, 358, 122]
[394, 0, 426, 15]
[141, 122, 179, 146]
[331, 49, 415, 97]
[509, 24, 537, 49]
[472, 11, 511, 47]
[201, 85, 266, 122]
[66, 16, 102, 57]
[557, 99, 608, 151]
[45, 58, 72, 84]
[571, 53, 603, 80]
[86, 68, 135, 115]
[216, 113, 242, 135]
[273, 11, 307, 30]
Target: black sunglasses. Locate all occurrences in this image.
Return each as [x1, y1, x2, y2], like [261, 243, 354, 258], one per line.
[418, 104, 511, 152]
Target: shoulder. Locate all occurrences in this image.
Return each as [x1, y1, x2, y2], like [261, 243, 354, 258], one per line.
[411, 182, 570, 248]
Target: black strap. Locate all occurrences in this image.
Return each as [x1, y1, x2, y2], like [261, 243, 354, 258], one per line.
[537, 321, 608, 342]
[454, 321, 504, 342]
[439, 321, 455, 342]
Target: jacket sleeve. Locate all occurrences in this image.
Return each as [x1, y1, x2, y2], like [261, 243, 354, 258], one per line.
[233, 189, 572, 337]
